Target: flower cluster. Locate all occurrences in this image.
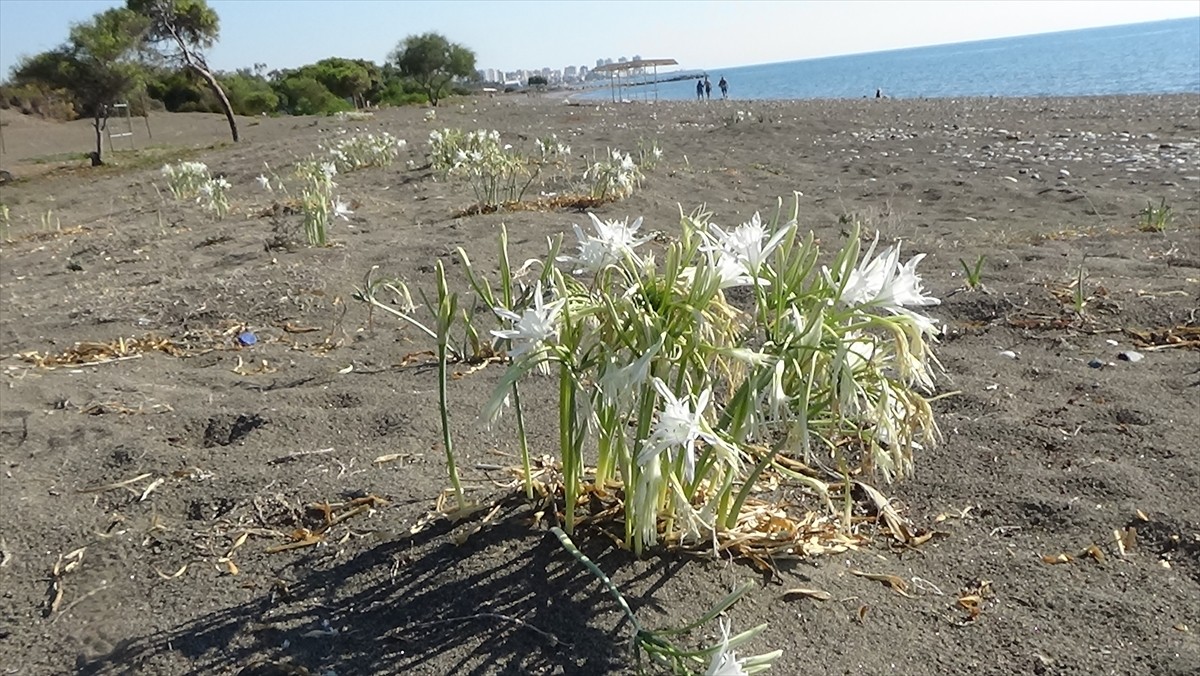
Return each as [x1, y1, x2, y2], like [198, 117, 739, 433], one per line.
[484, 197, 941, 554]
[536, 134, 572, 161]
[161, 161, 211, 200]
[294, 156, 350, 246]
[428, 128, 533, 209]
[637, 138, 664, 169]
[585, 148, 642, 200]
[161, 161, 231, 219]
[197, 176, 231, 219]
[328, 131, 407, 172]
[333, 110, 374, 122]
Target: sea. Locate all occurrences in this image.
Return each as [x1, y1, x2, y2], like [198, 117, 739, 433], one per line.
[577, 17, 1200, 102]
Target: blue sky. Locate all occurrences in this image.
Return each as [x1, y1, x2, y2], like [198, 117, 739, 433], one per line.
[1, 0, 1197, 77]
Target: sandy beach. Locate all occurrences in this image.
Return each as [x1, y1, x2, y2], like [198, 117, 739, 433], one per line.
[1, 93, 1198, 675]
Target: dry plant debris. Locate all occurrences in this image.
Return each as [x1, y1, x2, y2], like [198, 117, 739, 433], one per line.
[1125, 325, 1200, 350]
[263, 495, 388, 554]
[956, 579, 994, 622]
[451, 457, 932, 574]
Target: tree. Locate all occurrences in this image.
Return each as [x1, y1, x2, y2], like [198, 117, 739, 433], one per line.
[272, 74, 349, 116]
[220, 70, 279, 116]
[11, 9, 147, 165]
[388, 33, 476, 107]
[126, 0, 239, 141]
[304, 58, 372, 108]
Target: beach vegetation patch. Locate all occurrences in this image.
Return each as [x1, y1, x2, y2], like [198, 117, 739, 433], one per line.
[1138, 198, 1173, 232]
[358, 194, 942, 555]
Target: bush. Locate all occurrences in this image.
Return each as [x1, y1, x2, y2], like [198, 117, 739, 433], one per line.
[378, 78, 427, 106]
[221, 72, 280, 116]
[0, 83, 77, 120]
[273, 75, 350, 116]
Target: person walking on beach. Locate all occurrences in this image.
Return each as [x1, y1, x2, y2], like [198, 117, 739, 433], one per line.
[704, 76, 712, 100]
[696, 78, 704, 100]
[718, 76, 728, 99]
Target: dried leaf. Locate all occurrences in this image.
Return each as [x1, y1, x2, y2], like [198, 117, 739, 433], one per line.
[139, 477, 165, 502]
[1042, 553, 1073, 565]
[783, 588, 833, 602]
[957, 594, 984, 618]
[850, 569, 911, 597]
[153, 564, 188, 580]
[1135, 509, 1150, 522]
[265, 534, 323, 554]
[228, 531, 249, 555]
[1083, 545, 1106, 562]
[48, 580, 64, 614]
[1119, 527, 1137, 554]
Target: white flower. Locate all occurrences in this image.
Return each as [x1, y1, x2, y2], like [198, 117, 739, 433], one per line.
[212, 177, 230, 190]
[320, 161, 338, 179]
[331, 197, 353, 221]
[637, 378, 718, 482]
[841, 235, 940, 333]
[256, 174, 272, 191]
[559, 213, 649, 274]
[705, 620, 750, 676]
[706, 212, 791, 276]
[596, 340, 661, 408]
[490, 282, 565, 358]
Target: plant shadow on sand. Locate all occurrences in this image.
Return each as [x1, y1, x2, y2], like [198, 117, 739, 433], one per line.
[78, 496, 692, 675]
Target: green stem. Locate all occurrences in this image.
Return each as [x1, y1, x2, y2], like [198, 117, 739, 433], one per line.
[512, 382, 534, 500]
[435, 261, 466, 512]
[559, 362, 578, 533]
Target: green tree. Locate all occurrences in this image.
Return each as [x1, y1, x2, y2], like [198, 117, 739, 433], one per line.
[272, 74, 349, 116]
[388, 32, 477, 107]
[302, 58, 373, 108]
[11, 9, 147, 165]
[220, 69, 279, 115]
[126, 0, 239, 141]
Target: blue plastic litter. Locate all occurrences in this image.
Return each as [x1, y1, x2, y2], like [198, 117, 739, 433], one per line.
[238, 331, 257, 346]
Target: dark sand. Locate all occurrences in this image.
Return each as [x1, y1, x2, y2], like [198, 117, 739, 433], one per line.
[1, 94, 1198, 675]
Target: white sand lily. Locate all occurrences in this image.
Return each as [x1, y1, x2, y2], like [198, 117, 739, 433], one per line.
[491, 282, 565, 358]
[637, 378, 719, 482]
[840, 235, 940, 333]
[705, 212, 792, 277]
[332, 197, 354, 221]
[705, 618, 781, 675]
[559, 213, 650, 274]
